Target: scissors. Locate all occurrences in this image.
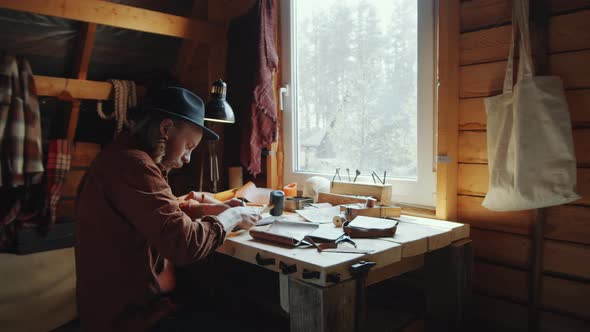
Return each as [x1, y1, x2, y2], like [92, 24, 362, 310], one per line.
[335, 233, 357, 248]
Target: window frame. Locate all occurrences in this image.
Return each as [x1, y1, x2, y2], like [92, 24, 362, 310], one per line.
[279, 0, 437, 208]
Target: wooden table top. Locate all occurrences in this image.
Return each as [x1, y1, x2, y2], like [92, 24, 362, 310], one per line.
[217, 214, 469, 286]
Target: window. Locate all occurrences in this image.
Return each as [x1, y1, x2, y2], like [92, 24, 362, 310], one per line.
[280, 0, 436, 207]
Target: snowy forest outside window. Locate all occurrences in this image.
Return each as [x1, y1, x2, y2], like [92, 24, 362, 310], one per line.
[280, 0, 436, 207]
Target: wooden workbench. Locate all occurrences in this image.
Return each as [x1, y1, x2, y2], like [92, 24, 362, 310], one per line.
[217, 215, 472, 332]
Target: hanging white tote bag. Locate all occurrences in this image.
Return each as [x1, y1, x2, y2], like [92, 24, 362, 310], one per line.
[482, 0, 580, 211]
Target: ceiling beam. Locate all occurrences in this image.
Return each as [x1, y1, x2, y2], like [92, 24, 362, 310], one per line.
[0, 0, 224, 43]
[72, 23, 97, 80]
[35, 75, 111, 100]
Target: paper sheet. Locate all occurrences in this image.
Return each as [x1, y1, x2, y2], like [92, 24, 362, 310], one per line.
[349, 216, 398, 229]
[296, 206, 340, 224]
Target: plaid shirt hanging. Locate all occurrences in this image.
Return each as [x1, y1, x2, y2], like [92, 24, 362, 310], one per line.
[0, 55, 44, 188]
[0, 54, 45, 249]
[46, 139, 71, 224]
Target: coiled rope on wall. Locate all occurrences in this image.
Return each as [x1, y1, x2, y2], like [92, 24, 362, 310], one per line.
[97, 79, 137, 135]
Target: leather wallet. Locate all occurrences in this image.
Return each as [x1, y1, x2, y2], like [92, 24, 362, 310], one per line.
[343, 216, 399, 238]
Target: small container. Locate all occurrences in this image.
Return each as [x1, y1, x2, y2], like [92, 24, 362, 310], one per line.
[283, 182, 298, 197]
[284, 196, 314, 212]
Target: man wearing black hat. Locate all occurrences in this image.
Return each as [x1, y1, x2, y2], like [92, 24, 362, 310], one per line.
[75, 87, 260, 331]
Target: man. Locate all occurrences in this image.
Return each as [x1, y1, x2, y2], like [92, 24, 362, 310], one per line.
[75, 87, 260, 331]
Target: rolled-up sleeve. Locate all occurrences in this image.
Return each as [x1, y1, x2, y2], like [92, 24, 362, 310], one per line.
[106, 156, 226, 266]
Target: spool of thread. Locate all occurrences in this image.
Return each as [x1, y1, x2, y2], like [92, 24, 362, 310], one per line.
[332, 213, 346, 227]
[283, 183, 297, 197]
[228, 166, 243, 189]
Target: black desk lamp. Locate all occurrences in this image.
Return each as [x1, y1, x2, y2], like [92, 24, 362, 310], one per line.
[204, 79, 235, 192]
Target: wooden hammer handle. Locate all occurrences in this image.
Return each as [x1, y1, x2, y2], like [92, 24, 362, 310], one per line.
[259, 204, 275, 215]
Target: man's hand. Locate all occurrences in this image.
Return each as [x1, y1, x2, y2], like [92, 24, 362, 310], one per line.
[217, 207, 261, 232]
[223, 198, 245, 207]
[157, 259, 175, 293]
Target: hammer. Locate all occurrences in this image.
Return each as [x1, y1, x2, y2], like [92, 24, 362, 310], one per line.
[260, 190, 285, 216]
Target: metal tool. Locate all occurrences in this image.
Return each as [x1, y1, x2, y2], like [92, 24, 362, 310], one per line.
[346, 168, 351, 182]
[331, 168, 340, 188]
[284, 196, 314, 212]
[353, 169, 360, 183]
[304, 236, 371, 254]
[335, 233, 357, 248]
[372, 171, 383, 184]
[260, 190, 285, 216]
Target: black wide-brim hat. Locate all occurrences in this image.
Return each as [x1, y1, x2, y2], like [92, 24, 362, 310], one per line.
[145, 87, 219, 140]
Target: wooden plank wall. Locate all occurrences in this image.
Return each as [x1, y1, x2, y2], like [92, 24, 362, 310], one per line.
[58, 143, 101, 221]
[457, 0, 590, 330]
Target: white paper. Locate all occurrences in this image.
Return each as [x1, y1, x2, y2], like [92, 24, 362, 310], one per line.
[349, 216, 398, 229]
[296, 206, 340, 224]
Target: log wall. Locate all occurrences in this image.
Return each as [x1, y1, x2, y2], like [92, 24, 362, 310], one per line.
[457, 1, 590, 330]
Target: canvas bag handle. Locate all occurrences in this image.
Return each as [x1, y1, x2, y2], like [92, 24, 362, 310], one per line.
[502, 0, 535, 93]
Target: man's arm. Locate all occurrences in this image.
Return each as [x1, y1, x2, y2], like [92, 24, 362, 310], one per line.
[107, 158, 226, 266]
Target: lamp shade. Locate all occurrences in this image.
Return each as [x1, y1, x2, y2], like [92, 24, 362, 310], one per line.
[204, 79, 235, 123]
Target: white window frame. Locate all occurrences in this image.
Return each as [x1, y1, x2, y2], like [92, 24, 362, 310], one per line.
[280, 0, 437, 208]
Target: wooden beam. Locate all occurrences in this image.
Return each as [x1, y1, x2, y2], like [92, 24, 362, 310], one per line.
[34, 75, 146, 101]
[458, 163, 590, 206]
[542, 276, 590, 319]
[543, 240, 590, 279]
[72, 23, 97, 80]
[458, 130, 590, 167]
[436, 0, 460, 221]
[457, 163, 489, 196]
[461, 10, 590, 66]
[459, 60, 506, 98]
[458, 131, 487, 164]
[550, 50, 590, 88]
[545, 205, 590, 245]
[548, 0, 590, 14]
[66, 100, 81, 142]
[67, 21, 98, 144]
[288, 277, 357, 332]
[457, 194, 535, 235]
[34, 75, 111, 100]
[460, 50, 590, 98]
[471, 228, 531, 268]
[460, 0, 511, 33]
[461, 24, 512, 65]
[267, 0, 282, 190]
[459, 89, 590, 130]
[461, 0, 590, 32]
[474, 261, 529, 302]
[0, 0, 224, 43]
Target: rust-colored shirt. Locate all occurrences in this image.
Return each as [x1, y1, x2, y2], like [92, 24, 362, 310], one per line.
[75, 134, 226, 332]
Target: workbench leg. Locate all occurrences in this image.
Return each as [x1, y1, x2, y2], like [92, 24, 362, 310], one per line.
[425, 238, 473, 331]
[288, 277, 356, 332]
